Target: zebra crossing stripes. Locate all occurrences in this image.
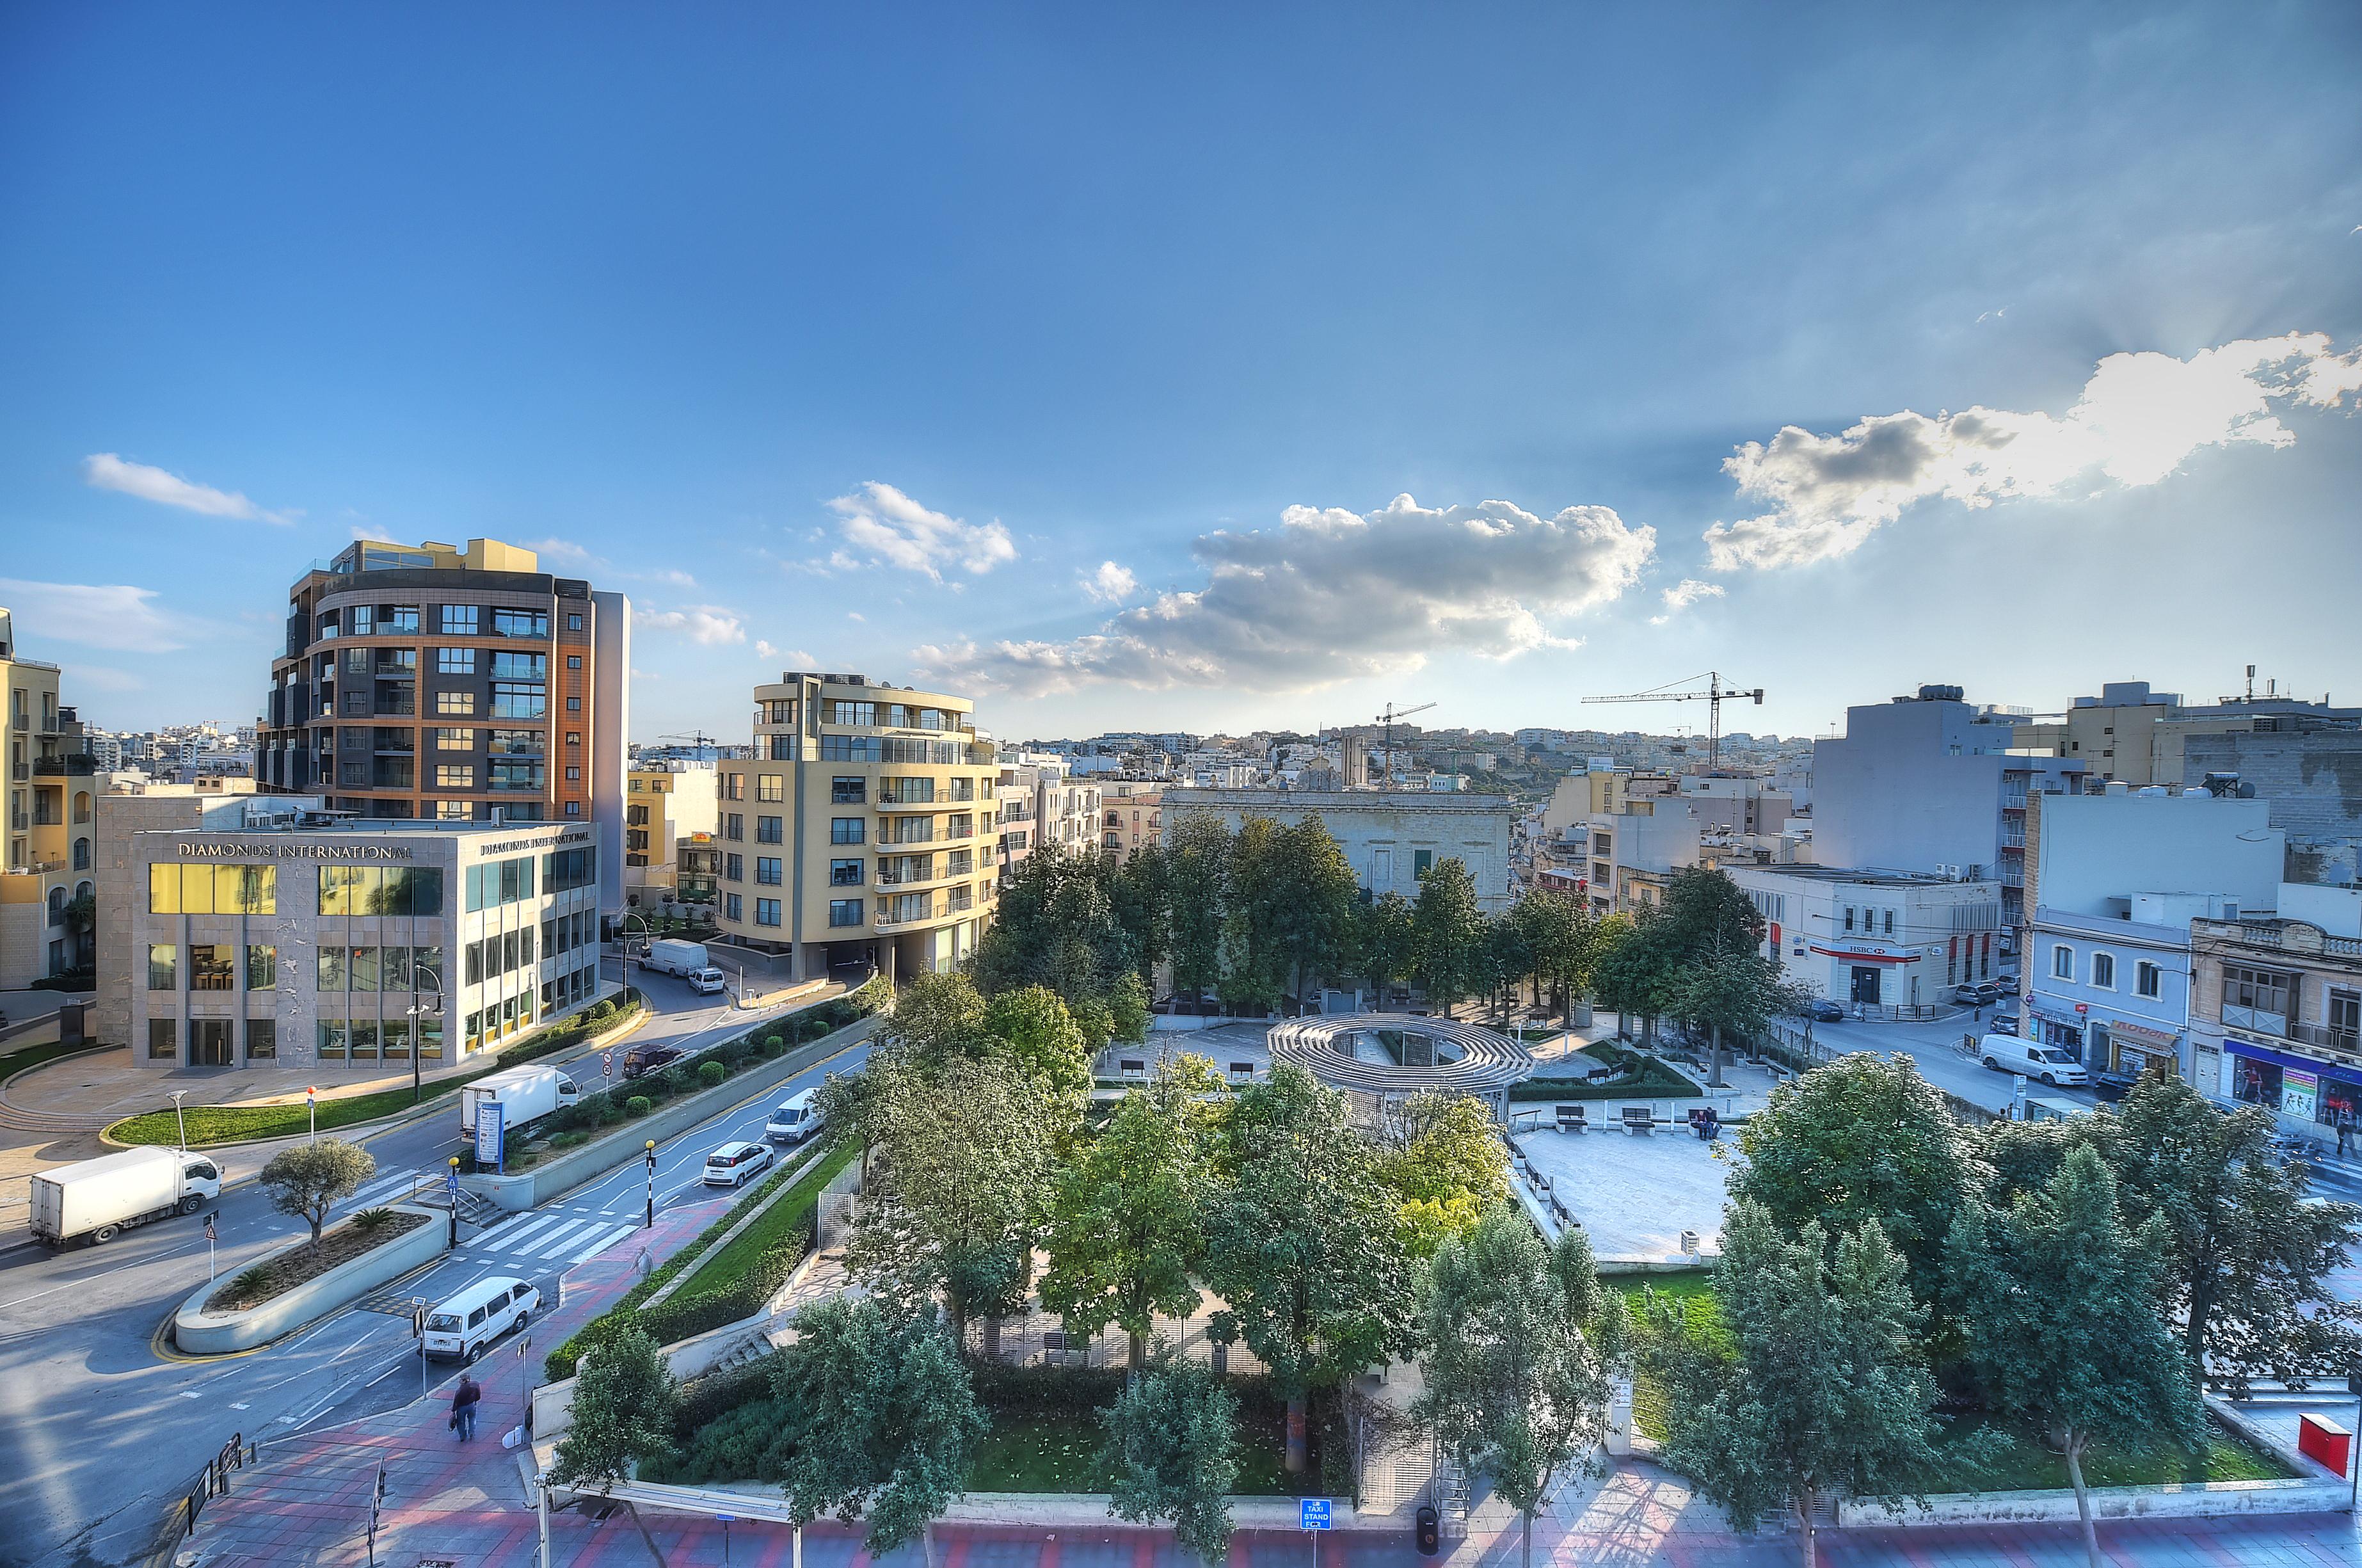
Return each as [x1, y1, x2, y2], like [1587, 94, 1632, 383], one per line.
[465, 1210, 637, 1267]
[341, 1169, 421, 1210]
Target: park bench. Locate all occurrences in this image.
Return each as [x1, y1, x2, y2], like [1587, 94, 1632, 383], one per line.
[1555, 1103, 1588, 1134]
[1620, 1105, 1657, 1135]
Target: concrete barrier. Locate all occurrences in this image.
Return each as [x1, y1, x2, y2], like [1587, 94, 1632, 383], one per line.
[172, 1203, 449, 1355]
[1839, 1475, 2348, 1528]
[463, 1016, 881, 1212]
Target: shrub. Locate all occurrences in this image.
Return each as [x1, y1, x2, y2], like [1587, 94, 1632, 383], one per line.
[599, 1100, 626, 1125]
[699, 1060, 726, 1089]
[549, 1131, 588, 1150]
[353, 1207, 394, 1233]
[589, 1000, 616, 1023]
[626, 1096, 652, 1119]
[761, 1033, 785, 1059]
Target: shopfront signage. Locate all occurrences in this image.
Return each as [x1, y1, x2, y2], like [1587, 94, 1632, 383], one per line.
[2285, 1067, 2320, 1122]
[175, 841, 414, 860]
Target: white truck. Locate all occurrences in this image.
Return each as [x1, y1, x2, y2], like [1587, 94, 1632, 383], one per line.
[643, 938, 710, 977]
[460, 1065, 580, 1140]
[31, 1146, 223, 1247]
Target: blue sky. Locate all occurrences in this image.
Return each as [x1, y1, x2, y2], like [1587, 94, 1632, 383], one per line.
[3, 3, 2358, 743]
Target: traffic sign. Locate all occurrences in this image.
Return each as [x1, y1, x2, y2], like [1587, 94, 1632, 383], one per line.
[476, 1100, 506, 1171]
[1300, 1499, 1331, 1532]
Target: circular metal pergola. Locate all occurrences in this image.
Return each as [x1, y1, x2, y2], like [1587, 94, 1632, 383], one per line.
[1266, 1012, 1535, 1116]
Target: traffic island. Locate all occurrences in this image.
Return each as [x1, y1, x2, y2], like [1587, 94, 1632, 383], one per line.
[172, 1201, 449, 1354]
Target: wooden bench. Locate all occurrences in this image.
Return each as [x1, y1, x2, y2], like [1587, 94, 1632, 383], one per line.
[1621, 1105, 1657, 1135]
[1555, 1103, 1588, 1133]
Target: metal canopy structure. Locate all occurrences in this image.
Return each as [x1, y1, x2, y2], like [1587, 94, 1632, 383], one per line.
[1266, 1012, 1535, 1116]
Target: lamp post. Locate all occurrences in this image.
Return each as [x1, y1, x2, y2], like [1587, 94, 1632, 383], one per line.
[643, 1140, 657, 1228]
[447, 1155, 461, 1248]
[405, 963, 445, 1107]
[167, 1089, 190, 1152]
[617, 912, 651, 1008]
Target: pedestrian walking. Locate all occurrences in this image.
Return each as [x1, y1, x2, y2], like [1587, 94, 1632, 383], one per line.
[450, 1374, 483, 1443]
[2338, 1107, 2354, 1160]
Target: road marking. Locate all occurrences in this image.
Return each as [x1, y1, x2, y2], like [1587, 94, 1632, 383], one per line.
[483, 1213, 566, 1252]
[527, 1219, 600, 1258]
[472, 1212, 550, 1250]
[566, 1223, 635, 1264]
[179, 1390, 201, 1398]
[229, 1401, 249, 1410]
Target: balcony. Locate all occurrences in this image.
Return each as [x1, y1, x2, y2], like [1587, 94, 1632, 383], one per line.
[2290, 1020, 2362, 1055]
[874, 797, 940, 812]
[874, 902, 939, 933]
[33, 756, 97, 776]
[2220, 1002, 2289, 1038]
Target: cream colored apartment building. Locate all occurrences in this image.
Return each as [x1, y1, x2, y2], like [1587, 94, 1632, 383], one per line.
[1, 609, 102, 989]
[713, 673, 996, 985]
[624, 760, 717, 902]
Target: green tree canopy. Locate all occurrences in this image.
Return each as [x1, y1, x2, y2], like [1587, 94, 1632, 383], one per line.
[1644, 1202, 1940, 1568]
[968, 842, 1137, 1006]
[1202, 1064, 1416, 1472]
[1373, 1091, 1512, 1259]
[1268, 814, 1361, 1012]
[1110, 843, 1171, 986]
[1165, 812, 1233, 1002]
[1658, 865, 1765, 963]
[1411, 857, 1487, 1014]
[888, 970, 989, 1065]
[259, 1138, 376, 1248]
[980, 984, 1093, 1109]
[1730, 1053, 1981, 1311]
[549, 1324, 681, 1564]
[1039, 1085, 1206, 1368]
[1101, 1363, 1241, 1564]
[1354, 890, 1417, 1007]
[1587, 913, 1679, 1042]
[1668, 942, 1805, 1088]
[1946, 1146, 2203, 1568]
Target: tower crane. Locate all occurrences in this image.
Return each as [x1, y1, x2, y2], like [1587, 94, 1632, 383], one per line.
[1375, 700, 1436, 786]
[1581, 673, 1762, 770]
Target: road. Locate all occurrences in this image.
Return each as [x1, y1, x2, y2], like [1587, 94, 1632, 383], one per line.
[0, 966, 870, 1568]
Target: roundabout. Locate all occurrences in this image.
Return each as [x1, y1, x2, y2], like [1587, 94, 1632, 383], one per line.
[1266, 1012, 1535, 1112]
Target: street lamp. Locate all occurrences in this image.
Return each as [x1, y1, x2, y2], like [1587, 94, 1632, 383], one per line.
[447, 1155, 462, 1247]
[643, 1139, 657, 1228]
[167, 1089, 190, 1152]
[616, 911, 652, 1005]
[405, 963, 445, 1107]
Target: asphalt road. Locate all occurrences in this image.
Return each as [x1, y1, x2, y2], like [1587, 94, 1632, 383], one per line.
[0, 966, 870, 1568]
[1790, 1005, 2105, 1117]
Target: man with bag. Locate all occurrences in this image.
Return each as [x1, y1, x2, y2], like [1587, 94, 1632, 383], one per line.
[449, 1374, 483, 1443]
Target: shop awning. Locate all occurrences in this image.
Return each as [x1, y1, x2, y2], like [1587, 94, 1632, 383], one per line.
[2107, 1020, 2182, 1052]
[2222, 1036, 2362, 1090]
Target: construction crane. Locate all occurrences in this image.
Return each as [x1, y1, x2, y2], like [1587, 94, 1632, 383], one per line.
[660, 730, 723, 752]
[1581, 673, 1763, 770]
[1375, 700, 1436, 786]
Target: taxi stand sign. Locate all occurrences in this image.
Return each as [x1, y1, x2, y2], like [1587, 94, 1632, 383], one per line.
[1301, 1497, 1331, 1568]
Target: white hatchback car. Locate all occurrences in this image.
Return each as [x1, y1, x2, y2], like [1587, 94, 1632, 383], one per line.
[702, 1139, 775, 1188]
[422, 1276, 540, 1363]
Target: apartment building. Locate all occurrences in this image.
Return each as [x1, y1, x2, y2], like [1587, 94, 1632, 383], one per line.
[714, 673, 998, 984]
[0, 607, 97, 988]
[2190, 893, 2362, 1143]
[2183, 728, 2362, 887]
[255, 536, 629, 910]
[1161, 788, 1516, 912]
[994, 753, 1102, 872]
[1725, 862, 2003, 1011]
[1100, 783, 1163, 864]
[115, 810, 603, 1071]
[624, 760, 718, 903]
[2016, 678, 2359, 788]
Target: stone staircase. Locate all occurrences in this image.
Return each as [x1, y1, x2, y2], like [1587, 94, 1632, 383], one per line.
[405, 1172, 501, 1227]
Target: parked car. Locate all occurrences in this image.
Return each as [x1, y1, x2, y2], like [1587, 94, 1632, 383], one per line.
[1803, 998, 1846, 1023]
[2089, 1071, 2139, 1103]
[1976, 1033, 2089, 1087]
[702, 1139, 775, 1188]
[423, 1276, 540, 1363]
[1952, 981, 2006, 1006]
[621, 1043, 686, 1079]
[1988, 1011, 2020, 1036]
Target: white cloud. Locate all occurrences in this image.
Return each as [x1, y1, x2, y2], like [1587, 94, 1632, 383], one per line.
[915, 493, 1653, 698]
[827, 483, 1017, 580]
[754, 641, 817, 664]
[82, 453, 293, 524]
[638, 605, 747, 645]
[1704, 332, 2362, 571]
[637, 567, 698, 588]
[1079, 561, 1138, 604]
[523, 536, 595, 564]
[0, 578, 195, 653]
[1649, 579, 1725, 625]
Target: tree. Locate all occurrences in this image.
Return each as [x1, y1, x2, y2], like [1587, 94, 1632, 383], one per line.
[1645, 1202, 1941, 1568]
[550, 1324, 680, 1564]
[1111, 844, 1171, 988]
[1658, 865, 1764, 963]
[2107, 1071, 2362, 1386]
[1354, 890, 1416, 1009]
[844, 1053, 1058, 1345]
[1480, 912, 1529, 1023]
[1267, 815, 1360, 1012]
[980, 985, 1093, 1110]
[1668, 942, 1803, 1088]
[889, 970, 989, 1064]
[969, 842, 1137, 1005]
[1106, 971, 1153, 1044]
[1512, 889, 1594, 1025]
[1165, 812, 1233, 1004]
[1587, 913, 1678, 1044]
[1417, 1209, 1627, 1568]
[1411, 858, 1487, 1015]
[259, 1139, 376, 1248]
[1202, 1065, 1416, 1472]
[1101, 1363, 1240, 1564]
[1039, 1088, 1205, 1368]
[776, 1297, 987, 1566]
[1729, 1053, 1977, 1312]
[1947, 1146, 2203, 1568]
[1218, 816, 1288, 1013]
[1373, 1091, 1511, 1260]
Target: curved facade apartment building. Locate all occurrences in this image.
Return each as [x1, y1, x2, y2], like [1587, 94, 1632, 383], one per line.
[714, 673, 996, 985]
[256, 537, 629, 910]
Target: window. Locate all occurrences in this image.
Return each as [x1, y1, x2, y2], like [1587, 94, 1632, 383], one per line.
[147, 943, 177, 991]
[831, 817, 865, 845]
[148, 863, 278, 915]
[437, 690, 476, 715]
[831, 858, 864, 886]
[491, 608, 548, 639]
[760, 698, 797, 724]
[246, 1018, 276, 1060]
[725, 813, 743, 840]
[490, 682, 547, 719]
[2136, 961, 2163, 998]
[436, 727, 475, 750]
[756, 856, 782, 885]
[820, 735, 881, 762]
[725, 853, 744, 881]
[436, 647, 477, 675]
[831, 776, 864, 803]
[760, 774, 788, 803]
[1882, 910, 1895, 936]
[566, 732, 582, 746]
[349, 605, 375, 635]
[488, 758, 545, 791]
[436, 764, 475, 788]
[148, 1018, 177, 1060]
[565, 765, 580, 781]
[566, 695, 580, 712]
[829, 898, 863, 927]
[1414, 849, 1435, 879]
[189, 944, 234, 991]
[2052, 945, 2073, 979]
[2332, 989, 2361, 1046]
[491, 651, 547, 680]
[755, 897, 781, 927]
[246, 945, 276, 989]
[827, 700, 877, 726]
[756, 815, 784, 844]
[566, 655, 581, 669]
[464, 942, 483, 984]
[725, 893, 743, 922]
[722, 773, 744, 801]
[567, 612, 583, 631]
[440, 604, 480, 635]
[2091, 952, 2116, 989]
[2221, 963, 2294, 1034]
[316, 945, 347, 991]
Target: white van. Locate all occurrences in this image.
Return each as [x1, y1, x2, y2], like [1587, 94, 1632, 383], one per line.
[764, 1089, 825, 1146]
[687, 966, 728, 996]
[1977, 1034, 2089, 1087]
[423, 1276, 540, 1362]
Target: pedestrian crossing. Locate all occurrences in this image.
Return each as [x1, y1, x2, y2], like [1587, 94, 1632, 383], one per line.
[458, 1210, 639, 1268]
[343, 1167, 425, 1210]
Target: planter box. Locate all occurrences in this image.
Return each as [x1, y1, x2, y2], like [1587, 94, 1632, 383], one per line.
[172, 1202, 449, 1355]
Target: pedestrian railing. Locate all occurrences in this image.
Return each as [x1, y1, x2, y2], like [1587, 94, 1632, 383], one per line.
[150, 1430, 256, 1565]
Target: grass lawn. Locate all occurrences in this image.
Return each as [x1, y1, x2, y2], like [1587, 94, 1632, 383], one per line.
[1609, 1270, 1718, 1442]
[966, 1409, 1307, 1494]
[678, 1140, 857, 1295]
[0, 1039, 107, 1085]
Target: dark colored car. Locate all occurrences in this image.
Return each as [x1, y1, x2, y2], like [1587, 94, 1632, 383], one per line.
[1988, 1012, 2020, 1037]
[1803, 999, 1846, 1023]
[621, 1043, 685, 1080]
[1953, 981, 2007, 1006]
[2089, 1071, 2138, 1103]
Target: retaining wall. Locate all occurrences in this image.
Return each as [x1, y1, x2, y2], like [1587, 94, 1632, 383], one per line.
[172, 1203, 449, 1354]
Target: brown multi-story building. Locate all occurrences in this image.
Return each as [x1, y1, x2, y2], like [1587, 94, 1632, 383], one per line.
[256, 537, 629, 910]
[2191, 910, 2362, 1146]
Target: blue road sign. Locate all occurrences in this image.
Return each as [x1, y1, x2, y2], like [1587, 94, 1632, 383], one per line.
[1301, 1499, 1331, 1531]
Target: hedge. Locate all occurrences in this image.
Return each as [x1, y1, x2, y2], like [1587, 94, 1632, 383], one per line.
[108, 991, 647, 1146]
[1508, 1041, 1701, 1103]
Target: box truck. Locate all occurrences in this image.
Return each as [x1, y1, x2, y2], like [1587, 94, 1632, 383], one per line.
[643, 939, 711, 977]
[31, 1146, 223, 1246]
[460, 1065, 580, 1140]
